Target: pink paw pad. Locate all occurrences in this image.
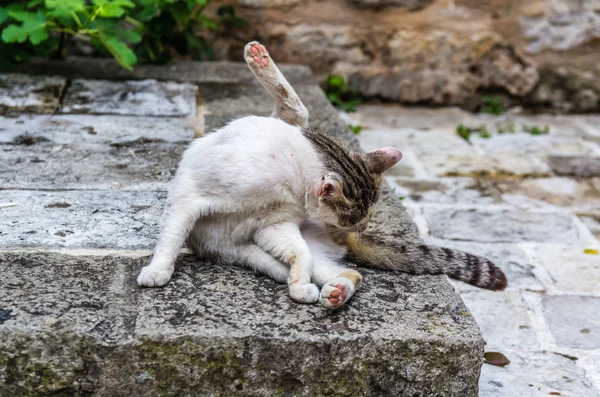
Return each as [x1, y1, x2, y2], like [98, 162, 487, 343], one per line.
[250, 43, 270, 68]
[328, 284, 347, 306]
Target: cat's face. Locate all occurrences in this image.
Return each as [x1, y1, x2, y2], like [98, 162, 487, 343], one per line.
[311, 147, 402, 230]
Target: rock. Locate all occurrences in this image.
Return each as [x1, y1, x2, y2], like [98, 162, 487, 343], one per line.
[388, 177, 502, 206]
[531, 245, 600, 295]
[543, 295, 600, 349]
[471, 134, 598, 157]
[479, 350, 596, 396]
[0, 74, 66, 115]
[61, 79, 197, 117]
[420, 153, 551, 177]
[496, 177, 600, 208]
[548, 156, 600, 177]
[423, 208, 581, 244]
[580, 216, 600, 241]
[0, 251, 483, 396]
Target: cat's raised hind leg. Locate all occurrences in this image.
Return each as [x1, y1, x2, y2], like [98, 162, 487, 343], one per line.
[312, 262, 362, 309]
[244, 41, 309, 128]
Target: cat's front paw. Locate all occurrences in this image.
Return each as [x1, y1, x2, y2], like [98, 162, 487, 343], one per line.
[137, 266, 172, 287]
[289, 283, 320, 303]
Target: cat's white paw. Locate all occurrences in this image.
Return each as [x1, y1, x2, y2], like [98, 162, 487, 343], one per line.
[320, 277, 357, 309]
[244, 41, 270, 69]
[289, 283, 320, 303]
[137, 266, 172, 287]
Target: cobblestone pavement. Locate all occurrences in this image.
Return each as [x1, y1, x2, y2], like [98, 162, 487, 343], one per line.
[344, 105, 600, 397]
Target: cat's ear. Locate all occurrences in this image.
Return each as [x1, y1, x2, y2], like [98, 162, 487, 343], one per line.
[318, 175, 343, 200]
[360, 146, 402, 174]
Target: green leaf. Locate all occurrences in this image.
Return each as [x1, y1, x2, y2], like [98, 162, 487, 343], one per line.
[199, 14, 218, 30]
[2, 10, 49, 45]
[98, 34, 136, 70]
[93, 0, 135, 18]
[0, 8, 9, 25]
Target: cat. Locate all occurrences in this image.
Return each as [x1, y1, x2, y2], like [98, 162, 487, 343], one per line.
[137, 41, 507, 309]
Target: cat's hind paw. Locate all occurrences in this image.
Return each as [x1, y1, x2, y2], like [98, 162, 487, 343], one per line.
[137, 266, 172, 287]
[244, 41, 270, 69]
[289, 283, 320, 303]
[320, 272, 361, 309]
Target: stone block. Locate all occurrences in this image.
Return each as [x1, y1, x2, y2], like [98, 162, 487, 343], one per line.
[496, 177, 600, 208]
[471, 134, 599, 157]
[389, 177, 501, 206]
[543, 295, 600, 349]
[0, 251, 484, 396]
[460, 290, 539, 351]
[0, 74, 66, 115]
[0, 190, 164, 249]
[61, 79, 197, 117]
[479, 350, 596, 396]
[549, 156, 600, 177]
[420, 153, 551, 177]
[532, 245, 600, 295]
[424, 208, 581, 244]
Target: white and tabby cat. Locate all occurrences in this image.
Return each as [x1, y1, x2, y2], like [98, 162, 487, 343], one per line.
[137, 42, 507, 309]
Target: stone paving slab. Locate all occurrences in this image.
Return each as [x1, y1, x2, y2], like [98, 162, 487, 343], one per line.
[0, 190, 165, 249]
[420, 153, 551, 178]
[424, 208, 581, 244]
[530, 245, 600, 295]
[388, 177, 500, 206]
[0, 251, 483, 396]
[61, 79, 197, 117]
[479, 350, 597, 397]
[0, 74, 66, 115]
[470, 134, 600, 157]
[0, 114, 194, 145]
[543, 296, 600, 350]
[1, 141, 183, 191]
[549, 155, 600, 177]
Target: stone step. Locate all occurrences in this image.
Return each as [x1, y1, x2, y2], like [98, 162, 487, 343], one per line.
[0, 66, 484, 396]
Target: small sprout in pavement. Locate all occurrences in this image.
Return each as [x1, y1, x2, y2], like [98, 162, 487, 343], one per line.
[456, 124, 472, 142]
[523, 124, 550, 135]
[480, 96, 505, 116]
[479, 124, 491, 138]
[507, 121, 516, 133]
[399, 196, 405, 201]
[584, 248, 598, 255]
[349, 125, 363, 135]
[497, 127, 505, 134]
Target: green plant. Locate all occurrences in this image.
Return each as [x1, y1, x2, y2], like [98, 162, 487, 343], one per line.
[348, 124, 363, 135]
[0, 0, 246, 70]
[456, 124, 472, 142]
[480, 96, 505, 116]
[479, 124, 491, 138]
[522, 124, 550, 135]
[323, 75, 362, 112]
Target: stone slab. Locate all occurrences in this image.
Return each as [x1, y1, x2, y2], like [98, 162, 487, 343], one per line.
[549, 155, 600, 177]
[496, 177, 600, 208]
[0, 74, 66, 115]
[479, 350, 596, 397]
[420, 153, 551, 177]
[0, 251, 483, 396]
[580, 216, 600, 241]
[425, 238, 544, 292]
[388, 177, 501, 206]
[0, 190, 165, 249]
[471, 134, 600, 157]
[0, 114, 194, 145]
[459, 290, 539, 351]
[532, 245, 600, 294]
[0, 57, 317, 86]
[543, 296, 600, 350]
[0, 141, 183, 191]
[424, 208, 581, 244]
[61, 79, 197, 117]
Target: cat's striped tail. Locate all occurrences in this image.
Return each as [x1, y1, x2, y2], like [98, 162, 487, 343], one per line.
[344, 232, 507, 291]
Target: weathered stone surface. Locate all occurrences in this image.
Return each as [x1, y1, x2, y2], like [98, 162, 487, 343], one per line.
[239, 0, 299, 7]
[389, 177, 501, 206]
[479, 350, 596, 396]
[0, 251, 484, 396]
[580, 216, 600, 241]
[420, 153, 551, 177]
[471, 134, 599, 157]
[0, 74, 66, 115]
[424, 208, 581, 244]
[61, 79, 197, 117]
[425, 238, 544, 292]
[0, 114, 194, 145]
[549, 156, 600, 177]
[532, 245, 600, 295]
[0, 190, 164, 249]
[0, 142, 183, 190]
[496, 177, 600, 208]
[543, 296, 600, 349]
[460, 290, 539, 351]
